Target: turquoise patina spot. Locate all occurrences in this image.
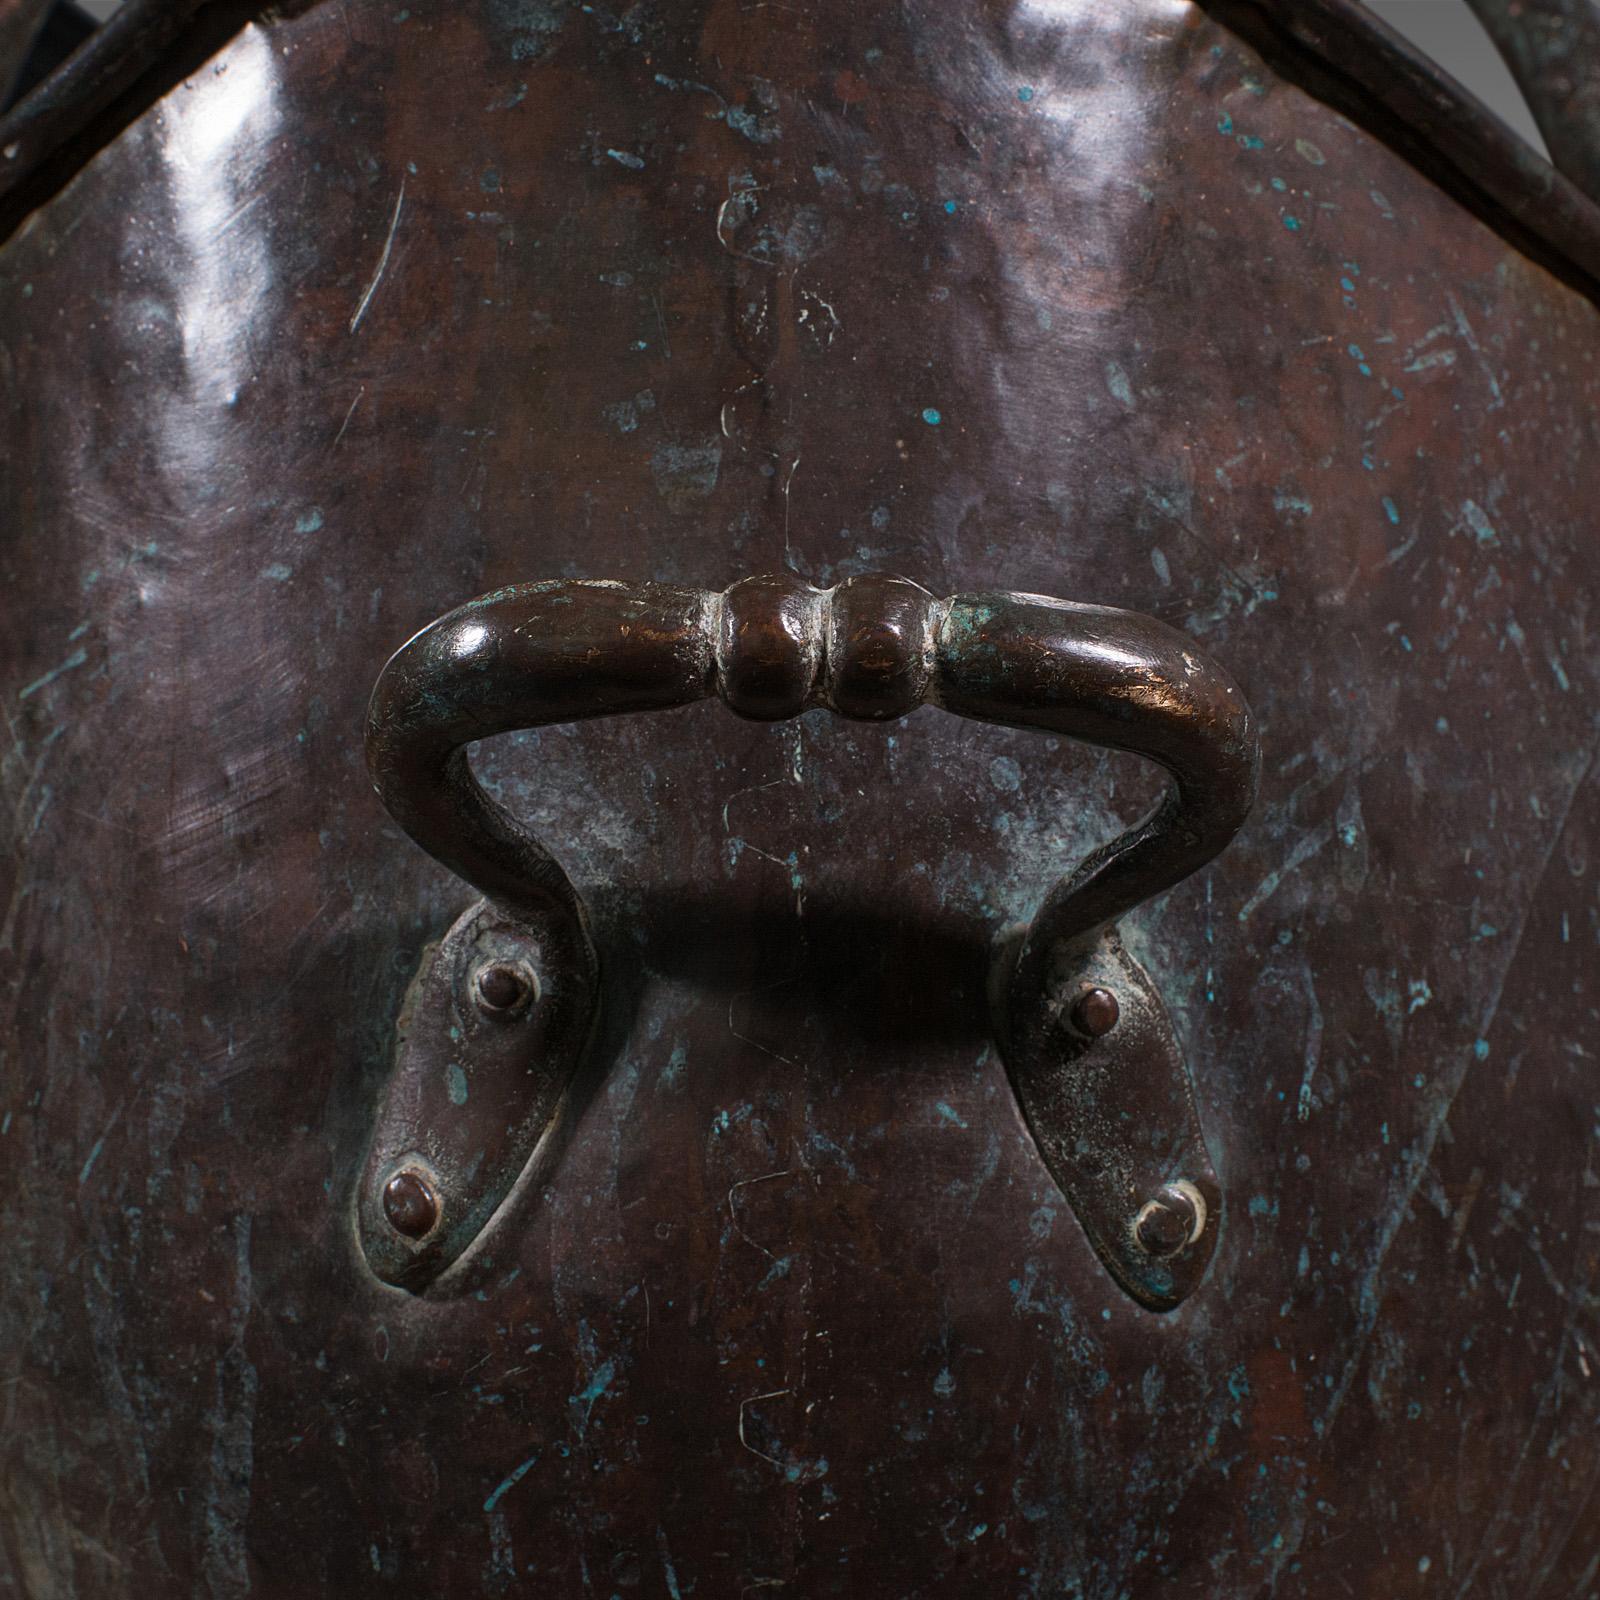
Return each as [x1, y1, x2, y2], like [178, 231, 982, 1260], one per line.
[922, 407, 942, 425]
[1105, 360, 1135, 407]
[446, 1063, 469, 1106]
[1462, 499, 1498, 544]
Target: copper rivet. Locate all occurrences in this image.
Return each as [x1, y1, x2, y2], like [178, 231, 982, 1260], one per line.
[475, 961, 530, 1014]
[1135, 1182, 1203, 1257]
[1070, 985, 1120, 1038]
[383, 1170, 439, 1238]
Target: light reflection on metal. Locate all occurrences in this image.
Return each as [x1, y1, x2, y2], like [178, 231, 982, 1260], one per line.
[160, 24, 279, 409]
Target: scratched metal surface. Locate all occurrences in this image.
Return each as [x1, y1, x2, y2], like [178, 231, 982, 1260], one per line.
[1, 1, 1598, 1594]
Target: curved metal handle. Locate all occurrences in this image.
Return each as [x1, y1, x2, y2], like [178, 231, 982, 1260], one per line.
[359, 574, 1258, 1309]
[367, 573, 1255, 946]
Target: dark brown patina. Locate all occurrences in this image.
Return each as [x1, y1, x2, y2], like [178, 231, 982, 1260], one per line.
[1, 1, 1599, 1594]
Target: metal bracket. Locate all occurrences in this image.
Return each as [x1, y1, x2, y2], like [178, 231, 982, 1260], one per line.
[1002, 927, 1218, 1310]
[355, 899, 594, 1293]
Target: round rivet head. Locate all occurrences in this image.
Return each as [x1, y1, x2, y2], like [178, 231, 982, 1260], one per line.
[383, 1170, 439, 1239]
[473, 960, 534, 1017]
[1069, 985, 1120, 1038]
[1135, 1181, 1206, 1257]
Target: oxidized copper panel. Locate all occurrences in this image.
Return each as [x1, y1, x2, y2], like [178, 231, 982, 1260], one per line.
[1, 1, 1598, 1594]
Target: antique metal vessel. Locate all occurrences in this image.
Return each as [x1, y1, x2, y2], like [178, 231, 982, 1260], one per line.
[2, 1, 1598, 1594]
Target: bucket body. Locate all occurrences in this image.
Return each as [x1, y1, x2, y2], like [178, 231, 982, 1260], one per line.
[2, 2, 1598, 1594]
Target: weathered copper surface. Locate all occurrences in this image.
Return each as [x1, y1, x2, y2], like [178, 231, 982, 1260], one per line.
[3, 1, 1600, 1595]
[1200, 0, 1600, 295]
[1469, 0, 1600, 202]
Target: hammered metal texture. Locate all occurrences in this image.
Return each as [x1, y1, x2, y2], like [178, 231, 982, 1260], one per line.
[2, 1, 1599, 1594]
